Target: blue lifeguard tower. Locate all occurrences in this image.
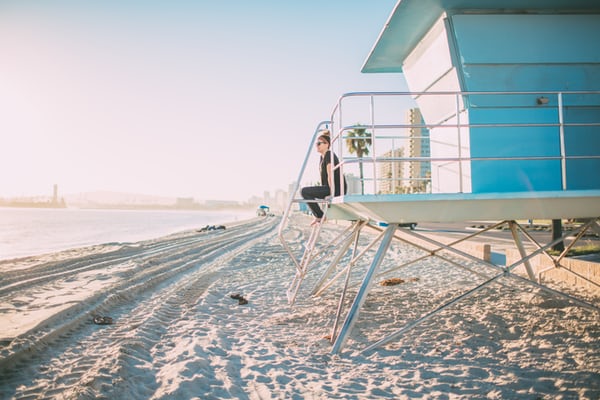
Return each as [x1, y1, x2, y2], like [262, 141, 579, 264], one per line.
[279, 0, 600, 354]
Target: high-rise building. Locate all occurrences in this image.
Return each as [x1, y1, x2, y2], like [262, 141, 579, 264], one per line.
[376, 108, 431, 194]
[407, 108, 431, 193]
[377, 148, 404, 194]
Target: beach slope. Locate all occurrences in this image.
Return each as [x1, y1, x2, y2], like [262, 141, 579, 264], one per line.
[0, 215, 598, 399]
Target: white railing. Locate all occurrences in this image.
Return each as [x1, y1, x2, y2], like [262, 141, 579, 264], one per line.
[326, 91, 600, 197]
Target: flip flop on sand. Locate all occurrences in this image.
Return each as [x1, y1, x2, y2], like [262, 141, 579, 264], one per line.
[229, 293, 248, 305]
[93, 316, 114, 325]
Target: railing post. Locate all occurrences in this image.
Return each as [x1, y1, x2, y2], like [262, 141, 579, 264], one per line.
[558, 92, 567, 190]
[338, 98, 343, 196]
[370, 94, 377, 195]
[278, 121, 331, 268]
[456, 93, 463, 193]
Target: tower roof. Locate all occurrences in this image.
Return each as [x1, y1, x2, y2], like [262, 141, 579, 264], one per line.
[362, 0, 600, 73]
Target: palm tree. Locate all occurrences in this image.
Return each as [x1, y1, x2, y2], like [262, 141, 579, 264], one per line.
[346, 125, 372, 194]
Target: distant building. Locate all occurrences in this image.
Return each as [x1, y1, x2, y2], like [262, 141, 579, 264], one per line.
[375, 108, 431, 194]
[263, 191, 271, 206]
[377, 148, 404, 194]
[407, 109, 431, 193]
[204, 199, 242, 208]
[274, 189, 287, 212]
[176, 197, 195, 208]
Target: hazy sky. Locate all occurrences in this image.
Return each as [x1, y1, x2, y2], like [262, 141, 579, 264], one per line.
[0, 0, 407, 201]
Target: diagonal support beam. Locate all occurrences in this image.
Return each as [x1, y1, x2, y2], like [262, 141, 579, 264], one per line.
[311, 220, 367, 296]
[313, 223, 389, 297]
[286, 215, 357, 305]
[330, 221, 366, 343]
[509, 221, 536, 280]
[331, 223, 398, 354]
[360, 219, 600, 354]
[362, 271, 507, 354]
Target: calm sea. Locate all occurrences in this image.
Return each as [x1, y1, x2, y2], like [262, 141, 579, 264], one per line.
[0, 207, 256, 261]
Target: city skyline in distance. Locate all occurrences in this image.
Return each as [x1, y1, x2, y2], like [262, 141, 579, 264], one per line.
[0, 184, 290, 210]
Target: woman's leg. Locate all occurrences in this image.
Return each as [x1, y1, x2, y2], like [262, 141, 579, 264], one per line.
[301, 186, 330, 219]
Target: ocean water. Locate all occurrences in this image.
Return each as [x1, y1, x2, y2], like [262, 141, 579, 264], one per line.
[0, 207, 255, 261]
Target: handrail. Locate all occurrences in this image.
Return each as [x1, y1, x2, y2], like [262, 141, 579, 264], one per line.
[326, 90, 600, 196]
[278, 89, 600, 218]
[335, 90, 600, 97]
[278, 121, 332, 268]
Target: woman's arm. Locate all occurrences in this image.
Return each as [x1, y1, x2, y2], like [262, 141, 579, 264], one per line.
[326, 163, 334, 196]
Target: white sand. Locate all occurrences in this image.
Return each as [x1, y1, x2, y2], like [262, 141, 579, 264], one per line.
[0, 215, 598, 399]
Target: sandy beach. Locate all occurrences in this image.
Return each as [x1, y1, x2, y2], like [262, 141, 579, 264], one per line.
[0, 215, 598, 399]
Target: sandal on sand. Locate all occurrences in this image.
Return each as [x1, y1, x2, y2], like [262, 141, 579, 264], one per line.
[93, 316, 114, 325]
[230, 293, 248, 305]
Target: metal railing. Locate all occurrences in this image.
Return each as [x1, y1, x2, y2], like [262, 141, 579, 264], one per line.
[278, 90, 600, 270]
[324, 91, 600, 197]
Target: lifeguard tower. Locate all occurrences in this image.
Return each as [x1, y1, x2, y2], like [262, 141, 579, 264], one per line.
[279, 0, 600, 354]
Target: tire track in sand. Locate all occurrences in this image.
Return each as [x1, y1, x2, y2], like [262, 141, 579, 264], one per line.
[0, 217, 279, 399]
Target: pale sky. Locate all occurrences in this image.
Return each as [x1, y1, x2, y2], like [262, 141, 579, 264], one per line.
[0, 0, 407, 202]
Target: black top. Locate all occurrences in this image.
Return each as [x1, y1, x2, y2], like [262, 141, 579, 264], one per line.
[320, 150, 347, 196]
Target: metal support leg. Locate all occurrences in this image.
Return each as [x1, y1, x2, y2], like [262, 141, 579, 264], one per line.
[311, 221, 366, 296]
[362, 271, 507, 353]
[590, 219, 600, 236]
[331, 223, 398, 354]
[360, 219, 600, 354]
[314, 226, 389, 297]
[554, 218, 598, 265]
[287, 221, 324, 304]
[287, 208, 359, 305]
[330, 223, 365, 342]
[516, 218, 600, 289]
[509, 221, 536, 280]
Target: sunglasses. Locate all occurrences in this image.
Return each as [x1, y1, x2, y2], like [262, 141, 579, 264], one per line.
[316, 141, 327, 146]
